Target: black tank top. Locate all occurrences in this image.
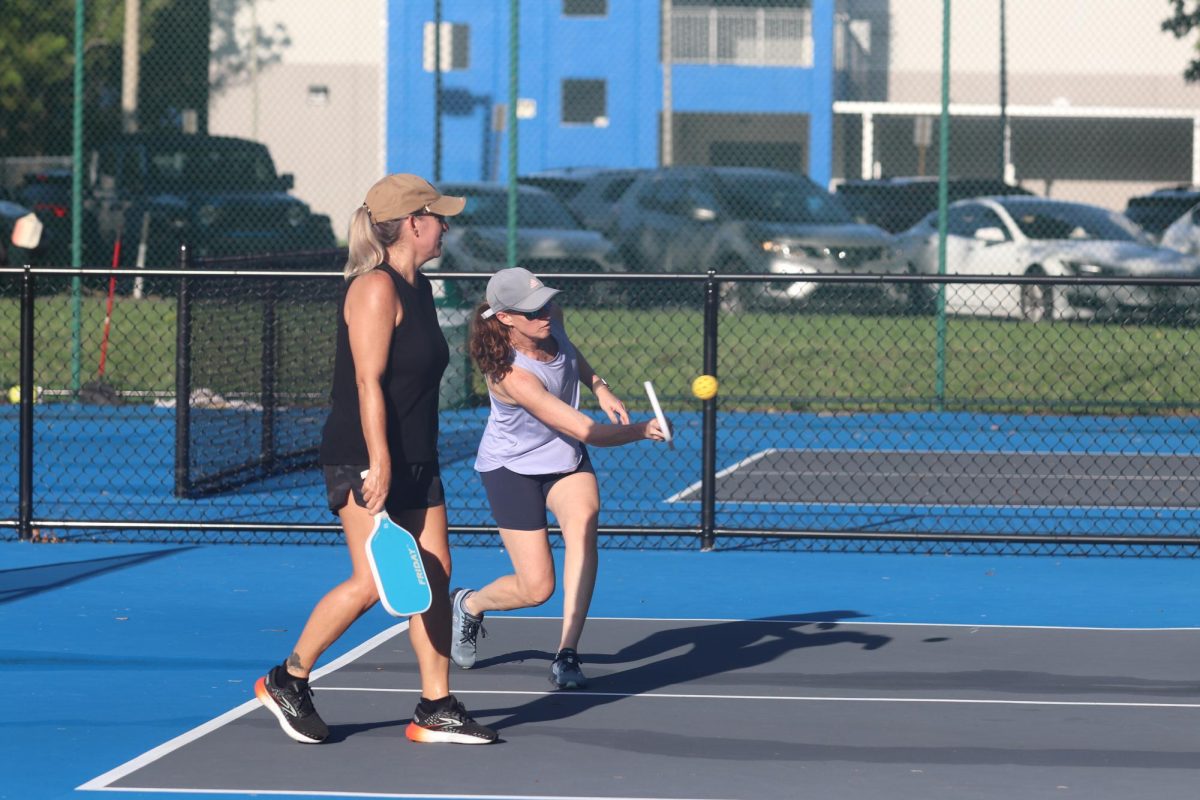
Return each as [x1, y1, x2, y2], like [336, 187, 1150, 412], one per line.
[319, 264, 449, 465]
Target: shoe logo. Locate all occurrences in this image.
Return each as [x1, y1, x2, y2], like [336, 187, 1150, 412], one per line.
[431, 715, 463, 729]
[275, 693, 302, 717]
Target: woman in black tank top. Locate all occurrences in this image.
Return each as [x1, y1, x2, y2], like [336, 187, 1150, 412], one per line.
[253, 174, 496, 745]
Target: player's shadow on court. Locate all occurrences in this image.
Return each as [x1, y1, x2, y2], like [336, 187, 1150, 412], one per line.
[480, 611, 891, 731]
[0, 547, 199, 604]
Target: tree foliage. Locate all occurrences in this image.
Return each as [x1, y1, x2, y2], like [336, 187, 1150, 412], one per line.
[0, 0, 285, 158]
[1164, 0, 1200, 82]
[210, 0, 292, 96]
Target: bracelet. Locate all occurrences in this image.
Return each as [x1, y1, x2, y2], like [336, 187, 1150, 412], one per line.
[593, 377, 610, 390]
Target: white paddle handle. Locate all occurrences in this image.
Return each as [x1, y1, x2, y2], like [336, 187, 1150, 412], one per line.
[644, 381, 674, 448]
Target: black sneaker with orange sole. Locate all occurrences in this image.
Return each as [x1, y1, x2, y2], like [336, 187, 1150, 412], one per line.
[406, 694, 497, 744]
[254, 663, 329, 744]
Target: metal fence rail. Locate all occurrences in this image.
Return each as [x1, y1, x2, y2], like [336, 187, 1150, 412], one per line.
[4, 258, 1200, 556]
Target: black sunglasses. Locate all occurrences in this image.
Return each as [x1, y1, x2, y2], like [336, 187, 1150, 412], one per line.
[411, 211, 447, 224]
[520, 304, 551, 320]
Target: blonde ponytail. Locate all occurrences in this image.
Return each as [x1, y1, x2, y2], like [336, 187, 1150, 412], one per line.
[344, 207, 406, 279]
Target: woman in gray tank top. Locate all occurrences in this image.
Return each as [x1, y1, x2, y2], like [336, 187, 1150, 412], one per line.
[453, 268, 671, 690]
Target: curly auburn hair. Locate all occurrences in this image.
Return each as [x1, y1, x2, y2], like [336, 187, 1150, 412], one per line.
[468, 302, 515, 382]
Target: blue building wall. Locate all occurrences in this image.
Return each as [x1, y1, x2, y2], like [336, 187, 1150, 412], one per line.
[388, 1, 835, 185]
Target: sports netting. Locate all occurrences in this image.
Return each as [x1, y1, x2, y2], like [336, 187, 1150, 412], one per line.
[174, 252, 344, 498]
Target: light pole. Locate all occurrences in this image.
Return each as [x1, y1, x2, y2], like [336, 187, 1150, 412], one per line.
[122, 0, 140, 133]
[998, 0, 1010, 182]
[434, 0, 442, 181]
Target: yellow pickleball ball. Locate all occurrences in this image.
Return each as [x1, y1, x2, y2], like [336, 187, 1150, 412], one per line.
[692, 374, 718, 400]
[7, 385, 21, 404]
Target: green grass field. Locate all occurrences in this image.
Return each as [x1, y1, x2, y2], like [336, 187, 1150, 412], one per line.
[2, 293, 1198, 414]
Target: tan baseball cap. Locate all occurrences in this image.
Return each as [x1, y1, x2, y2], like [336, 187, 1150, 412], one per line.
[363, 174, 466, 222]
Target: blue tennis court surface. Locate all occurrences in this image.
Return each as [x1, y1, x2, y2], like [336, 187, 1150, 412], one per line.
[2, 539, 1197, 799]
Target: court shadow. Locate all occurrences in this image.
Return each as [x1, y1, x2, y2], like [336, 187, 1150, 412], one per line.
[0, 547, 199, 604]
[324, 717, 408, 743]
[482, 611, 891, 731]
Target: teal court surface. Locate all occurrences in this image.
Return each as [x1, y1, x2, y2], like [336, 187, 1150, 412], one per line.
[2, 538, 1198, 800]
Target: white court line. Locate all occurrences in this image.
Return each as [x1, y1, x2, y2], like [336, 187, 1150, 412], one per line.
[661, 446, 1200, 508]
[77, 621, 411, 793]
[576, 614, 1200, 632]
[665, 448, 778, 503]
[79, 789, 730, 800]
[316, 686, 1200, 710]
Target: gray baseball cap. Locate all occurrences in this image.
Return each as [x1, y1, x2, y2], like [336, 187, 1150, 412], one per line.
[481, 267, 560, 319]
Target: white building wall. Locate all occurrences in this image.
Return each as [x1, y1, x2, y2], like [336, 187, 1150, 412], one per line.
[207, 0, 386, 238]
[848, 1, 1200, 208]
[886, 0, 1200, 108]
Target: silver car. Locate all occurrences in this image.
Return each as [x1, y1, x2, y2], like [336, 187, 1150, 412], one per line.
[895, 196, 1200, 321]
[607, 166, 908, 311]
[426, 181, 626, 306]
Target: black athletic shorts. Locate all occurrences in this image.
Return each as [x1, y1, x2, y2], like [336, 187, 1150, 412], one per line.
[478, 450, 594, 530]
[323, 462, 444, 517]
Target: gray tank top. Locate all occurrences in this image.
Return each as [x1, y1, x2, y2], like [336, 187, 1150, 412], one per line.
[474, 317, 583, 475]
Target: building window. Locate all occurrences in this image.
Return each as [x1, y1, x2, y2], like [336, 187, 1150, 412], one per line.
[562, 79, 607, 126]
[564, 0, 607, 16]
[670, 6, 812, 67]
[423, 22, 470, 72]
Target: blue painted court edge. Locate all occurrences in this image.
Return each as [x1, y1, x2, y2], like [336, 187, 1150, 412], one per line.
[1, 540, 1196, 799]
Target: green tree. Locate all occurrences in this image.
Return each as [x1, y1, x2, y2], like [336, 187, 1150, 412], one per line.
[0, 0, 187, 156]
[0, 1, 288, 158]
[0, 1, 76, 154]
[1164, 0, 1200, 81]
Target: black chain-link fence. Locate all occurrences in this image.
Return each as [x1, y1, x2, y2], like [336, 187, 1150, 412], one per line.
[4, 258, 1200, 556]
[6, 3, 1200, 555]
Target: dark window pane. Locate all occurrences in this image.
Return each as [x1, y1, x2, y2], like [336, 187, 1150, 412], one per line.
[562, 79, 606, 125]
[564, 0, 607, 16]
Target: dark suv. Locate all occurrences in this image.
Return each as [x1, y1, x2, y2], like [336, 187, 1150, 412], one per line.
[1123, 185, 1200, 240]
[608, 166, 905, 309]
[89, 132, 335, 268]
[834, 176, 1033, 234]
[518, 167, 642, 233]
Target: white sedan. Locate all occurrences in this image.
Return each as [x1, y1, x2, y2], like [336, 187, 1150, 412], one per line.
[895, 196, 1200, 321]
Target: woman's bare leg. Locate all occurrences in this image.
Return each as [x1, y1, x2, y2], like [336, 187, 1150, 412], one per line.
[465, 527, 556, 614]
[285, 500, 380, 678]
[394, 503, 452, 700]
[545, 471, 600, 651]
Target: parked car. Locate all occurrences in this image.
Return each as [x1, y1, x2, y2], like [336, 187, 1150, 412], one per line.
[88, 132, 336, 271]
[1156, 201, 1200, 256]
[1123, 185, 1200, 240]
[607, 166, 907, 310]
[835, 176, 1033, 234]
[894, 196, 1200, 321]
[518, 167, 643, 233]
[0, 196, 35, 267]
[0, 196, 75, 294]
[426, 181, 626, 306]
[15, 169, 105, 268]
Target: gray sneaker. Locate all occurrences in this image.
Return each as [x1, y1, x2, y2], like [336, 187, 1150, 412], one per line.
[450, 587, 485, 669]
[549, 648, 588, 690]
